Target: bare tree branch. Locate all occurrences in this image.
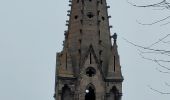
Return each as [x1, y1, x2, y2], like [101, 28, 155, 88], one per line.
[127, 0, 170, 25]
[161, 21, 170, 26]
[136, 16, 170, 25]
[165, 82, 170, 86]
[147, 34, 170, 48]
[123, 38, 170, 53]
[154, 60, 170, 70]
[126, 0, 170, 95]
[138, 52, 170, 63]
[127, 0, 170, 9]
[162, 40, 170, 44]
[148, 85, 170, 94]
[139, 50, 170, 57]
[156, 68, 170, 74]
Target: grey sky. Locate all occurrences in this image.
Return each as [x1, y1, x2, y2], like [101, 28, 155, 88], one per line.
[0, 0, 170, 100]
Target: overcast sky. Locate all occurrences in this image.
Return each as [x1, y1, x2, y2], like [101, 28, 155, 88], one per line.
[0, 0, 170, 100]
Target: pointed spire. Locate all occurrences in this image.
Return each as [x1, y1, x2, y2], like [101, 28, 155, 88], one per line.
[55, 1, 124, 99]
[107, 33, 123, 81]
[63, 0, 113, 74]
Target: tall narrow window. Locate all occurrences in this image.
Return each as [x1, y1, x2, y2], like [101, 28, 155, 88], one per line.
[114, 56, 116, 71]
[100, 60, 103, 64]
[90, 53, 92, 64]
[61, 85, 72, 100]
[66, 53, 68, 69]
[97, 10, 100, 15]
[99, 50, 102, 55]
[85, 84, 96, 100]
[109, 86, 119, 100]
[101, 0, 103, 4]
[80, 29, 82, 33]
[80, 19, 83, 24]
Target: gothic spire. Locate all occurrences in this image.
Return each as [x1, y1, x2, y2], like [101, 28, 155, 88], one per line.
[55, 1, 124, 100]
[64, 0, 113, 75]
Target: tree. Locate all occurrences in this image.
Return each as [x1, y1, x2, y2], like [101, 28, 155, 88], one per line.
[127, 0, 170, 26]
[126, 0, 170, 94]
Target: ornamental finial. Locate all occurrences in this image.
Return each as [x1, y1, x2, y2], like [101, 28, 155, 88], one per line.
[111, 33, 117, 43]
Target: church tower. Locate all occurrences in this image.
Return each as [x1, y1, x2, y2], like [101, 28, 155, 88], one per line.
[54, 0, 123, 100]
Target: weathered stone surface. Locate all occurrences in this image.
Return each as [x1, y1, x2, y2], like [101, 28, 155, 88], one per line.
[54, 0, 123, 100]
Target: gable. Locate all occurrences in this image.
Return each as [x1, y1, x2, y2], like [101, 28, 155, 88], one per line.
[80, 45, 104, 80]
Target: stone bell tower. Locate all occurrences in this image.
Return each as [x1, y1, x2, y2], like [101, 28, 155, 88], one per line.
[54, 0, 124, 100]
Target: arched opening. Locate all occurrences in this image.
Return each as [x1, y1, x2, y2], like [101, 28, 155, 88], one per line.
[87, 12, 94, 18]
[61, 84, 72, 100]
[108, 86, 119, 100]
[85, 84, 96, 100]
